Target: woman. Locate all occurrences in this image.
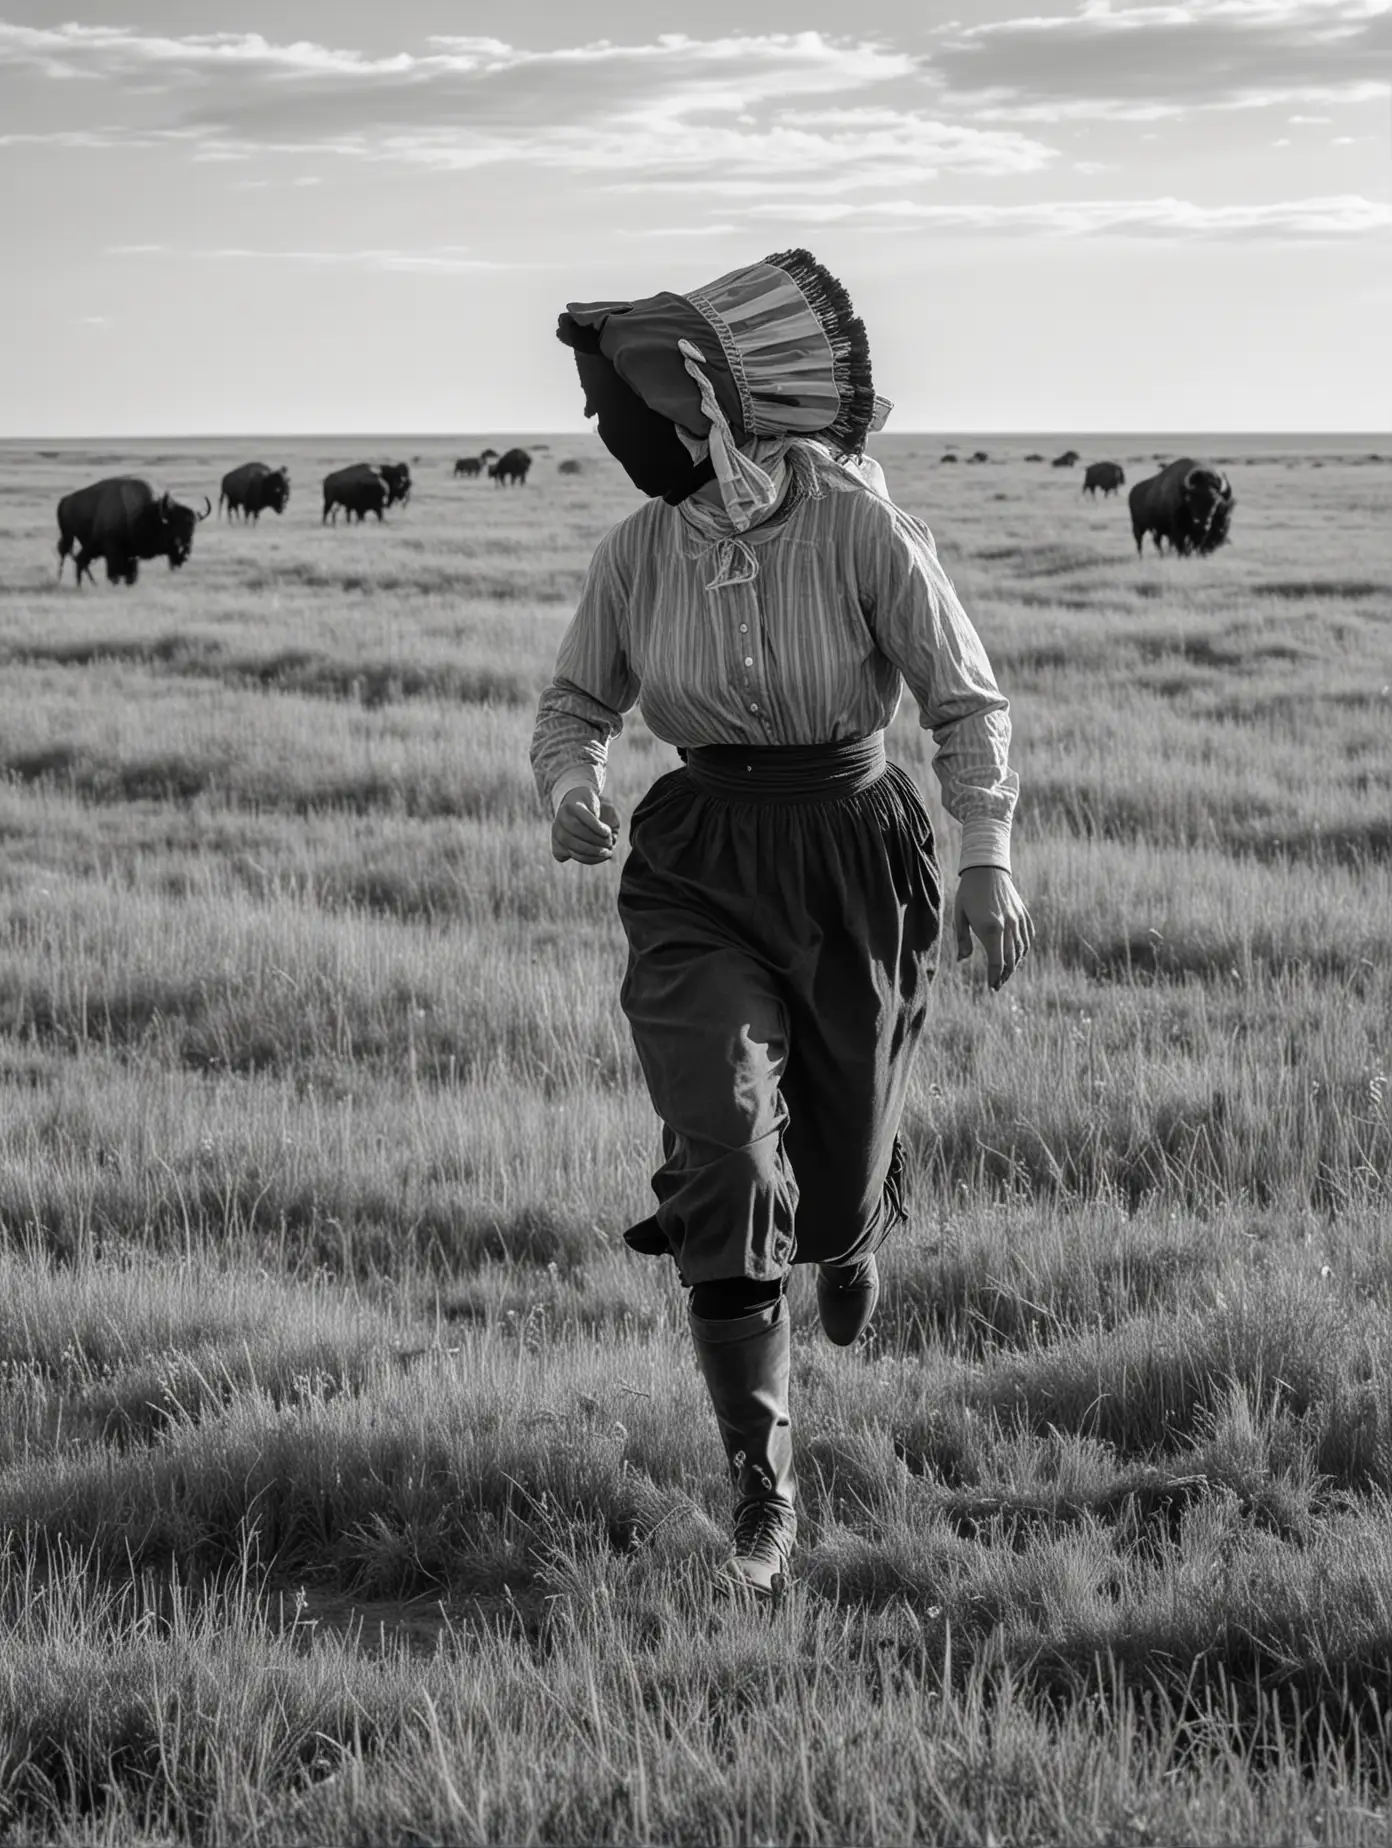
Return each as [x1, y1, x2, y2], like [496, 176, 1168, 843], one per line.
[530, 248, 1032, 1597]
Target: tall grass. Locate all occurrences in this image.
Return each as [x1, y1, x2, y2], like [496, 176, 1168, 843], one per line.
[0, 434, 1389, 1841]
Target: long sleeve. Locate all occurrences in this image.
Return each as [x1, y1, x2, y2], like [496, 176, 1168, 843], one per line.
[530, 529, 642, 811]
[855, 499, 1018, 872]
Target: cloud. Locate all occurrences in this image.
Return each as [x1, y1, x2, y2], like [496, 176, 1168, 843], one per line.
[0, 24, 1048, 185]
[0, 128, 199, 149]
[614, 224, 743, 238]
[731, 194, 1392, 237]
[932, 0, 1390, 118]
[0, 26, 910, 131]
[105, 243, 538, 273]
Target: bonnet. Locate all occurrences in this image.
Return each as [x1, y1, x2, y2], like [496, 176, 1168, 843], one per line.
[558, 247, 892, 530]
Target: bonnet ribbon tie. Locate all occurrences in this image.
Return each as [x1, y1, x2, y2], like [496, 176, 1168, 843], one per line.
[700, 536, 758, 592]
[677, 338, 781, 534]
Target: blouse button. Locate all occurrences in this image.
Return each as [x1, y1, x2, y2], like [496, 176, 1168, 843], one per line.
[749, 702, 759, 713]
[744, 656, 754, 667]
[739, 623, 748, 634]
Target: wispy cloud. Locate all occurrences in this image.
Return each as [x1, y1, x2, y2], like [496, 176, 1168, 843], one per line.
[0, 25, 1046, 185]
[5, 17, 1387, 260]
[733, 194, 1392, 237]
[104, 243, 539, 273]
[613, 224, 742, 238]
[933, 0, 1390, 119]
[0, 27, 909, 131]
[0, 128, 203, 149]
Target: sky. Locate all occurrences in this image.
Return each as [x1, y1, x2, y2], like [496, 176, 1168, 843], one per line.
[1, 0, 1388, 435]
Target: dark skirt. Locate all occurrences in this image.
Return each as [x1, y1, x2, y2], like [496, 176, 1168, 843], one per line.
[617, 733, 942, 1286]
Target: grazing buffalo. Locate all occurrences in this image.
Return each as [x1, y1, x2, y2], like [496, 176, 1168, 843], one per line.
[1052, 449, 1080, 468]
[57, 477, 211, 587]
[968, 450, 989, 464]
[220, 462, 290, 521]
[489, 447, 532, 486]
[378, 462, 411, 508]
[1083, 461, 1125, 498]
[1128, 458, 1234, 557]
[453, 456, 483, 478]
[557, 458, 584, 475]
[940, 453, 958, 464]
[1024, 453, 1045, 462]
[322, 464, 389, 524]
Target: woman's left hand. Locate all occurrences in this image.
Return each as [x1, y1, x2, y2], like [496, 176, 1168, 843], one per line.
[954, 867, 1034, 991]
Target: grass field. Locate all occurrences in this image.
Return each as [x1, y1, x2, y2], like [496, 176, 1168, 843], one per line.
[0, 429, 1389, 1844]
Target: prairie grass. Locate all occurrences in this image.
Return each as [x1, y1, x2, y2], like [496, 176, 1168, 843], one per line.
[0, 432, 1389, 1842]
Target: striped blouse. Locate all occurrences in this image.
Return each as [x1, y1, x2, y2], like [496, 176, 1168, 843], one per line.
[529, 468, 1019, 873]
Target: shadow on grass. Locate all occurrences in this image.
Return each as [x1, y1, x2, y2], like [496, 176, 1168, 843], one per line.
[6, 635, 537, 707]
[0, 746, 532, 820]
[0, 1169, 603, 1283]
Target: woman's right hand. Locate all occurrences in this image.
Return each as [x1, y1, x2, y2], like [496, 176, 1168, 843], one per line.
[552, 786, 621, 864]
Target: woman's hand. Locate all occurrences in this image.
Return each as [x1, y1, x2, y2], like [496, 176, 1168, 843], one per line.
[954, 866, 1033, 991]
[552, 786, 622, 864]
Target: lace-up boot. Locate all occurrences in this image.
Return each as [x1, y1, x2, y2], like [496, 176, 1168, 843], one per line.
[689, 1295, 796, 1597]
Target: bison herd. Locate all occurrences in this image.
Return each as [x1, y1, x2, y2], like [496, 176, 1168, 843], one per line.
[53, 446, 548, 587]
[1067, 452, 1234, 556]
[946, 446, 1236, 557]
[452, 447, 532, 485]
[52, 442, 1237, 588]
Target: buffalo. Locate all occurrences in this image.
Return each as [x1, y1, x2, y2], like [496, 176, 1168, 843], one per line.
[489, 447, 532, 486]
[57, 477, 211, 587]
[557, 458, 585, 476]
[968, 450, 989, 464]
[1024, 453, 1045, 462]
[1128, 458, 1234, 557]
[378, 462, 411, 508]
[1083, 461, 1125, 498]
[220, 462, 290, 521]
[322, 464, 389, 524]
[940, 453, 959, 465]
[453, 456, 483, 478]
[1051, 449, 1080, 468]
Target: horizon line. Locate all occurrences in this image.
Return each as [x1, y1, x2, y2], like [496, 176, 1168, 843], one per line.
[4, 429, 1389, 444]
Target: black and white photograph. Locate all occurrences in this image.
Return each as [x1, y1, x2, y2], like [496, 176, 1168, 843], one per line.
[0, 2, 1389, 1842]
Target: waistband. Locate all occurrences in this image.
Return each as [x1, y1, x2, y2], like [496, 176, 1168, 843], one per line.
[682, 732, 887, 804]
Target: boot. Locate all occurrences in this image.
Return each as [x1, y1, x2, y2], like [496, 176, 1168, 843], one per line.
[689, 1296, 797, 1597]
[817, 1137, 905, 1346]
[816, 1252, 880, 1346]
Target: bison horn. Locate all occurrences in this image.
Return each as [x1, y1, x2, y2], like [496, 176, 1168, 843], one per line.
[197, 495, 212, 521]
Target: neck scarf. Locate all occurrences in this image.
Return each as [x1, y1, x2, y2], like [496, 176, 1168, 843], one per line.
[677, 445, 790, 589]
[675, 438, 889, 590]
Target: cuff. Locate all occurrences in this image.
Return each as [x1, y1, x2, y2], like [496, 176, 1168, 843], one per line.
[957, 818, 1012, 876]
[549, 767, 601, 816]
